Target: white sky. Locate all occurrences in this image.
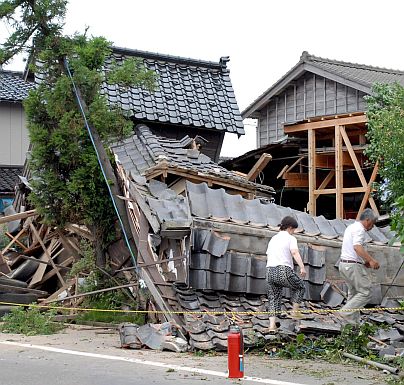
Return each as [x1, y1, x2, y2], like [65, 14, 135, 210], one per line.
[2, 0, 404, 157]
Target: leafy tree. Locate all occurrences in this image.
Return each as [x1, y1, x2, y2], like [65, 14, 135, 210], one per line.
[365, 83, 404, 246]
[0, 0, 156, 265]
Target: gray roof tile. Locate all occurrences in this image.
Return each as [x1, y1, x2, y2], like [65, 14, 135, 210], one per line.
[111, 124, 274, 195]
[101, 47, 245, 135]
[0, 71, 34, 102]
[186, 181, 400, 247]
[0, 166, 22, 193]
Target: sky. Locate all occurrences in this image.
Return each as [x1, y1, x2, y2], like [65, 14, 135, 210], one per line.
[2, 0, 404, 157]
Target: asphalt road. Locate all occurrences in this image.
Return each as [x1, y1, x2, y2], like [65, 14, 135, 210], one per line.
[0, 328, 392, 385]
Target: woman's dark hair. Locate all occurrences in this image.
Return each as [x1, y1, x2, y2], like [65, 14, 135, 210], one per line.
[279, 216, 298, 230]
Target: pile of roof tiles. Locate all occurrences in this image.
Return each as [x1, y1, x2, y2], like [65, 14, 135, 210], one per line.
[173, 282, 404, 356]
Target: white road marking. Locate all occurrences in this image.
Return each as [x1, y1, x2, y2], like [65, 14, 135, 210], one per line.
[0, 340, 308, 385]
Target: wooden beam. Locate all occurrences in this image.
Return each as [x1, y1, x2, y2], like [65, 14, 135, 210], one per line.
[284, 114, 367, 133]
[33, 256, 74, 287]
[246, 153, 272, 181]
[317, 170, 335, 190]
[29, 238, 59, 288]
[335, 125, 344, 218]
[339, 125, 368, 187]
[5, 231, 28, 251]
[30, 223, 66, 287]
[286, 156, 305, 174]
[2, 229, 26, 254]
[308, 129, 316, 215]
[277, 165, 289, 179]
[357, 162, 380, 218]
[0, 210, 37, 225]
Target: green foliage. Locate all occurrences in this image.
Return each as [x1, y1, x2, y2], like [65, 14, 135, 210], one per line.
[1, 1, 157, 255]
[68, 240, 96, 278]
[0, 224, 8, 249]
[276, 323, 377, 360]
[365, 83, 404, 245]
[73, 273, 144, 324]
[0, 306, 64, 335]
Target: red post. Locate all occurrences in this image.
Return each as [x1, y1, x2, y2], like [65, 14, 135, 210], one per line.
[228, 325, 244, 378]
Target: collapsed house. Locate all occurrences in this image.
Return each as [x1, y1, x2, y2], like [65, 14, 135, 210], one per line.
[111, 129, 403, 350]
[0, 48, 403, 353]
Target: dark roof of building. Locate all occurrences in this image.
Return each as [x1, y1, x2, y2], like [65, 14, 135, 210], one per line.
[111, 124, 275, 195]
[101, 47, 244, 135]
[186, 181, 399, 247]
[0, 70, 34, 102]
[242, 51, 404, 118]
[0, 166, 22, 194]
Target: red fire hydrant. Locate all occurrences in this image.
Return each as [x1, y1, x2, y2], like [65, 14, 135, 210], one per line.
[228, 324, 244, 378]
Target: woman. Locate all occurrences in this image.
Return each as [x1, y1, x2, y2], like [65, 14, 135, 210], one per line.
[266, 216, 306, 332]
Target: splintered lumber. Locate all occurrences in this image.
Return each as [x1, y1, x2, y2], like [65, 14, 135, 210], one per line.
[41, 279, 75, 304]
[2, 229, 26, 254]
[29, 238, 59, 287]
[0, 210, 37, 225]
[30, 223, 66, 287]
[34, 256, 74, 287]
[0, 283, 48, 297]
[247, 153, 272, 181]
[0, 251, 11, 274]
[46, 283, 137, 303]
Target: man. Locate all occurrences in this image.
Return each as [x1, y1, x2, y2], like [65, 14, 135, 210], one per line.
[339, 208, 380, 324]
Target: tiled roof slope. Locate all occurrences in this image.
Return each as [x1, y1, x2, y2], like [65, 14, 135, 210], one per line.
[102, 47, 244, 135]
[0, 71, 34, 102]
[186, 181, 399, 247]
[303, 51, 404, 89]
[111, 124, 274, 195]
[0, 166, 22, 194]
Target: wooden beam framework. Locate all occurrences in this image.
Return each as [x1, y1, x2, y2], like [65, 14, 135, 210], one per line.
[291, 111, 380, 218]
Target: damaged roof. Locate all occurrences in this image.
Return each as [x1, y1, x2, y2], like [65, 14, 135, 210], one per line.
[0, 70, 34, 102]
[242, 51, 404, 118]
[0, 166, 22, 194]
[111, 124, 275, 195]
[102, 47, 244, 135]
[186, 181, 399, 246]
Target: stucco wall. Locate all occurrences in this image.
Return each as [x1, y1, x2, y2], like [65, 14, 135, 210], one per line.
[0, 102, 29, 166]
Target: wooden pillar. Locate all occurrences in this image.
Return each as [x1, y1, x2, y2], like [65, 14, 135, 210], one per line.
[335, 125, 344, 218]
[308, 128, 316, 215]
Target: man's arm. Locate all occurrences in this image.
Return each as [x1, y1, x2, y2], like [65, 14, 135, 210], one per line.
[353, 244, 380, 269]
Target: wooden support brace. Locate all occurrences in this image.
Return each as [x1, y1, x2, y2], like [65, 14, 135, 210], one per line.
[314, 170, 335, 200]
[30, 223, 66, 287]
[308, 129, 316, 215]
[0, 210, 37, 225]
[357, 162, 380, 218]
[2, 229, 26, 254]
[247, 153, 272, 181]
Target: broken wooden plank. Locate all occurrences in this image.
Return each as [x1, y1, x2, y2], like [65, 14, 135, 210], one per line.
[0, 283, 48, 297]
[29, 238, 59, 288]
[33, 256, 74, 287]
[247, 153, 272, 181]
[0, 251, 11, 274]
[0, 209, 37, 225]
[30, 223, 66, 287]
[2, 229, 26, 254]
[46, 283, 138, 303]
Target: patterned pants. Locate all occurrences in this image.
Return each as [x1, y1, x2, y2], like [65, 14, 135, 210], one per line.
[266, 265, 305, 316]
